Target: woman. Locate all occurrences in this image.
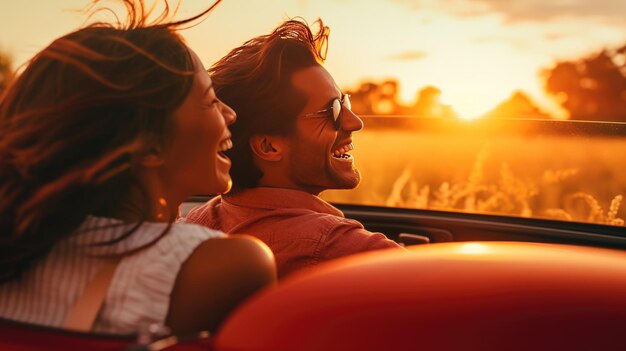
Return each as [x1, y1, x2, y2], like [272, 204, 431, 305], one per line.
[0, 0, 276, 335]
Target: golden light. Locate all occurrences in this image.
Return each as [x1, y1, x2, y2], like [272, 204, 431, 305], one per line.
[458, 243, 490, 255]
[222, 179, 233, 195]
[458, 113, 481, 121]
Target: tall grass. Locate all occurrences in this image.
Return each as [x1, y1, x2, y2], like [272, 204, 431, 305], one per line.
[321, 125, 625, 227]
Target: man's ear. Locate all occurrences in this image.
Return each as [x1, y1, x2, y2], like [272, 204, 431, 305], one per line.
[139, 145, 165, 168]
[249, 135, 284, 162]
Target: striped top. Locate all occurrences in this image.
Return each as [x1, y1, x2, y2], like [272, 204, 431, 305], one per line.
[0, 216, 224, 334]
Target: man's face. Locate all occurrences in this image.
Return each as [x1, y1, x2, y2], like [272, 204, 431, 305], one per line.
[284, 65, 364, 195]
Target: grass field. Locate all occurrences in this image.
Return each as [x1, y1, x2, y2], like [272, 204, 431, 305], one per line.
[321, 118, 626, 227]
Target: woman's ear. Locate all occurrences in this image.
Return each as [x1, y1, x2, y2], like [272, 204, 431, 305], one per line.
[139, 145, 165, 168]
[249, 135, 283, 162]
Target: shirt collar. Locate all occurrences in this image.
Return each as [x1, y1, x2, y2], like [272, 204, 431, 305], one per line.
[223, 187, 345, 217]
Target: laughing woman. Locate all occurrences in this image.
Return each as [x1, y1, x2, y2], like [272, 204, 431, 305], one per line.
[0, 0, 275, 335]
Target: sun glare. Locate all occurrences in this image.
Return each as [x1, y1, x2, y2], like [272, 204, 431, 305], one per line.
[458, 243, 490, 255]
[458, 114, 480, 121]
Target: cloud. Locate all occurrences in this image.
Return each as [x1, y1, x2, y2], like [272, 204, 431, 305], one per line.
[391, 0, 626, 24]
[469, 0, 626, 23]
[387, 51, 428, 61]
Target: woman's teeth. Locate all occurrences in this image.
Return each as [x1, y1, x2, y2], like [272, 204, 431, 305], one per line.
[219, 139, 233, 152]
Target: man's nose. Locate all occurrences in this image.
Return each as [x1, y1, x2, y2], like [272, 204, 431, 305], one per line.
[341, 109, 364, 132]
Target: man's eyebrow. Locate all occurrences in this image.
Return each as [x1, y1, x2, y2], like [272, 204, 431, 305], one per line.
[322, 91, 343, 107]
[323, 97, 336, 107]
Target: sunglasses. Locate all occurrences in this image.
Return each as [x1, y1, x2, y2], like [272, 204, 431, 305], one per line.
[304, 94, 351, 131]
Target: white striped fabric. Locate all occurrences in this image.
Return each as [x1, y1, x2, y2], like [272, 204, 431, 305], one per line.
[0, 216, 224, 334]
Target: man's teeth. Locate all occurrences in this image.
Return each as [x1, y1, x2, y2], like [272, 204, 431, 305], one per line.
[332, 143, 354, 157]
[219, 139, 233, 152]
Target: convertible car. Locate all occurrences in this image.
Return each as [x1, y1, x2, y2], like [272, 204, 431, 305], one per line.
[210, 116, 626, 350]
[2, 117, 625, 351]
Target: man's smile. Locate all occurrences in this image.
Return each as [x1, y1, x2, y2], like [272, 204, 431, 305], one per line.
[331, 142, 354, 160]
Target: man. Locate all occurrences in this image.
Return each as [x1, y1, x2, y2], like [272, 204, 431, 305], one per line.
[186, 18, 402, 279]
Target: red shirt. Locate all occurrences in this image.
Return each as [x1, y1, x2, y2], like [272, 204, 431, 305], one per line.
[185, 187, 402, 279]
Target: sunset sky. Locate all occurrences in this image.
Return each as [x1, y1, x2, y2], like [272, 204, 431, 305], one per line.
[1, 0, 625, 118]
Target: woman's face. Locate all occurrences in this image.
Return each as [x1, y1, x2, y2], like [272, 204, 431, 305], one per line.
[159, 48, 236, 200]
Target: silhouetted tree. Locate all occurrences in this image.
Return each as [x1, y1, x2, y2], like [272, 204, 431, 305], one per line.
[408, 85, 457, 118]
[347, 80, 410, 115]
[545, 44, 626, 122]
[346, 80, 457, 118]
[482, 90, 551, 119]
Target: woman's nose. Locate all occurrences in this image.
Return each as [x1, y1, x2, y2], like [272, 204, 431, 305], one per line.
[221, 102, 237, 125]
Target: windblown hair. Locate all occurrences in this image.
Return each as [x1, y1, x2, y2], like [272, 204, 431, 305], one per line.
[0, 0, 221, 282]
[209, 18, 329, 191]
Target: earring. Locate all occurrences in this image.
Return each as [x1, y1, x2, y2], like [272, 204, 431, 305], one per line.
[156, 197, 169, 221]
[220, 179, 233, 195]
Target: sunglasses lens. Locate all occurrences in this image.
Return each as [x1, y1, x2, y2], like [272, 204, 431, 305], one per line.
[332, 98, 342, 130]
[343, 95, 351, 111]
[332, 99, 342, 122]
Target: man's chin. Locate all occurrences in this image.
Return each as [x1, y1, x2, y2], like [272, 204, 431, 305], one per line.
[333, 169, 361, 190]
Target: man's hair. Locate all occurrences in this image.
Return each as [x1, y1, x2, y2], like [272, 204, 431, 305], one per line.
[209, 18, 329, 191]
[0, 0, 221, 282]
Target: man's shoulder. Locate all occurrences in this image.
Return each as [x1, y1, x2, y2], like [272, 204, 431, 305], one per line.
[270, 210, 368, 239]
[314, 212, 364, 228]
[232, 207, 354, 231]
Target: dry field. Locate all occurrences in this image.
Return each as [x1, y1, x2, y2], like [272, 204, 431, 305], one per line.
[321, 118, 626, 227]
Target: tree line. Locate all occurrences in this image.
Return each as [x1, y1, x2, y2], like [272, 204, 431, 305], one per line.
[345, 42, 626, 122]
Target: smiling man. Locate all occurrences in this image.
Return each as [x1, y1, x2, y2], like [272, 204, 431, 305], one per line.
[185, 19, 402, 279]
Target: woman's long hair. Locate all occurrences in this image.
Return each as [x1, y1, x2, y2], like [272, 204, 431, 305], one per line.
[0, 0, 221, 282]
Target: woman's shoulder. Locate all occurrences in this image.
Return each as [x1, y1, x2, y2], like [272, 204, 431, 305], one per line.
[96, 223, 235, 333]
[166, 234, 276, 333]
[189, 235, 275, 271]
[176, 234, 276, 289]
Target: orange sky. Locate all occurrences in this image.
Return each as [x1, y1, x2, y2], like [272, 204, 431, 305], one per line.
[1, 0, 625, 119]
